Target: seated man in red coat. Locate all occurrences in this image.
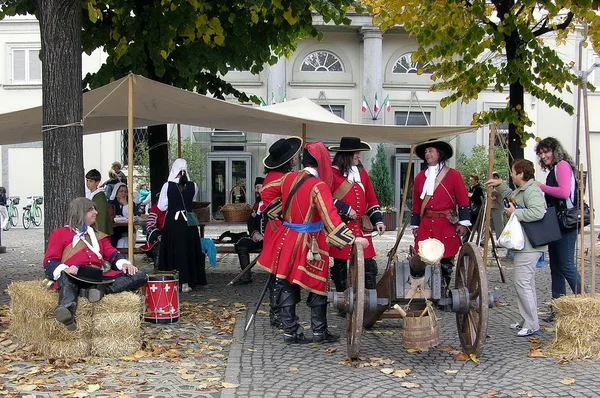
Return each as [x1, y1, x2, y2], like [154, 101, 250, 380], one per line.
[43, 197, 147, 331]
[410, 140, 471, 293]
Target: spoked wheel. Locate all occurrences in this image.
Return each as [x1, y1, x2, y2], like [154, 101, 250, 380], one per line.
[455, 242, 488, 356]
[347, 244, 365, 360]
[22, 210, 31, 230]
[33, 207, 42, 226]
[10, 208, 18, 228]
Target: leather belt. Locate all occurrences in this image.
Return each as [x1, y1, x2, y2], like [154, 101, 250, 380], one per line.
[424, 209, 452, 218]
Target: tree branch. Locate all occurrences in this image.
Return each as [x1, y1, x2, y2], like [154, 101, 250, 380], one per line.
[534, 11, 574, 36]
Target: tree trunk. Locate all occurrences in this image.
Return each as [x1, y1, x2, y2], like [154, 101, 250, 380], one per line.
[38, 0, 84, 243]
[508, 81, 525, 164]
[148, 124, 169, 205]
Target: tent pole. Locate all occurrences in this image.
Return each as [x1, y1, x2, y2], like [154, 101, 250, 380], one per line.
[177, 124, 182, 158]
[127, 75, 134, 263]
[301, 123, 306, 168]
[582, 77, 595, 294]
[483, 124, 497, 268]
[394, 145, 414, 253]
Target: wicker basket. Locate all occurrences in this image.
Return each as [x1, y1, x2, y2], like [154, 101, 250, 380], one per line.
[221, 185, 252, 223]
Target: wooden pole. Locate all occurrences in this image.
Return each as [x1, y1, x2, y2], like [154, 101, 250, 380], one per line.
[301, 123, 306, 170]
[579, 166, 585, 295]
[177, 123, 182, 158]
[390, 146, 415, 261]
[483, 124, 497, 267]
[127, 75, 134, 263]
[582, 79, 596, 294]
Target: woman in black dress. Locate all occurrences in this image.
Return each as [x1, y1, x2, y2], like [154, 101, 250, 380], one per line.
[157, 159, 206, 292]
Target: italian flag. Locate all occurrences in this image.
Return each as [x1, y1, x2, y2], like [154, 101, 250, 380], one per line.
[383, 94, 391, 112]
[361, 96, 368, 113]
[373, 92, 379, 114]
[283, 94, 287, 103]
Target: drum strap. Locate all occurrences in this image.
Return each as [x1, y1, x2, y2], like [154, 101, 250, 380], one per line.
[283, 174, 313, 216]
[420, 166, 450, 218]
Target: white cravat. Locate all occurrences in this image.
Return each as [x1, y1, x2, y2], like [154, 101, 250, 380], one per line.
[346, 166, 364, 192]
[304, 167, 319, 178]
[72, 226, 102, 260]
[420, 164, 441, 199]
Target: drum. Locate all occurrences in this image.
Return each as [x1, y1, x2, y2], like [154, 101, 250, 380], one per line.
[144, 273, 179, 324]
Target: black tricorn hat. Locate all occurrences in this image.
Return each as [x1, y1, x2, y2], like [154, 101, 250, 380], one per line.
[66, 266, 114, 285]
[328, 137, 372, 152]
[414, 139, 454, 161]
[254, 177, 265, 186]
[263, 136, 303, 169]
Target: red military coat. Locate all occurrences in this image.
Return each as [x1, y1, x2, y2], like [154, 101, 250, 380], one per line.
[43, 227, 123, 280]
[329, 167, 381, 260]
[411, 167, 470, 258]
[257, 170, 355, 295]
[260, 170, 285, 244]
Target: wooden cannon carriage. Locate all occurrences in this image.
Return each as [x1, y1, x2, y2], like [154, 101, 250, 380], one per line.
[328, 234, 489, 359]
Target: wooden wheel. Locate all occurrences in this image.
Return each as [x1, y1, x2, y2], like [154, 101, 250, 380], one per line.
[347, 244, 365, 360]
[455, 242, 489, 356]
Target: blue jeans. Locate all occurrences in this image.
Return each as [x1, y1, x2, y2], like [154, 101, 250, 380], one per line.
[547, 229, 581, 299]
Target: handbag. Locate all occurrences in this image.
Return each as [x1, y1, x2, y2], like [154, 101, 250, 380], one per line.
[359, 215, 374, 233]
[521, 207, 562, 246]
[176, 183, 200, 227]
[556, 202, 590, 231]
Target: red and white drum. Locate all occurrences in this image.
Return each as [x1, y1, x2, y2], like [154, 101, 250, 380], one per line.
[144, 273, 179, 324]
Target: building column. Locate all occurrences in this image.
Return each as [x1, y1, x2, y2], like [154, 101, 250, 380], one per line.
[361, 27, 383, 125]
[267, 56, 287, 105]
[456, 101, 478, 157]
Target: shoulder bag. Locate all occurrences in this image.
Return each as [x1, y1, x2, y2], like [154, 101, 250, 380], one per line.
[521, 207, 562, 246]
[553, 168, 590, 231]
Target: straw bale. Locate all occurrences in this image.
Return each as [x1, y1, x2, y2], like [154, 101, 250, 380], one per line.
[90, 335, 141, 358]
[546, 295, 600, 360]
[36, 339, 91, 358]
[92, 291, 144, 314]
[92, 311, 142, 336]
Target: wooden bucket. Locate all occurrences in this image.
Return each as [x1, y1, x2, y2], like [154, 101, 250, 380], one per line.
[402, 310, 440, 350]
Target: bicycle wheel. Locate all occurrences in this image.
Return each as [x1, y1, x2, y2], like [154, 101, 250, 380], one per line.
[10, 207, 18, 227]
[33, 207, 42, 226]
[22, 210, 31, 230]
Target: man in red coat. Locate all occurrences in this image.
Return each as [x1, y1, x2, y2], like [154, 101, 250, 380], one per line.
[259, 136, 303, 329]
[329, 137, 385, 293]
[410, 140, 471, 291]
[258, 141, 369, 344]
[44, 197, 147, 331]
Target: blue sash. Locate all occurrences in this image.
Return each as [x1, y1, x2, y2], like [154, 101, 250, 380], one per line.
[283, 221, 324, 233]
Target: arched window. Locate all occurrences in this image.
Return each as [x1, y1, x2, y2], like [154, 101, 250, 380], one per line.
[300, 51, 344, 72]
[392, 52, 431, 74]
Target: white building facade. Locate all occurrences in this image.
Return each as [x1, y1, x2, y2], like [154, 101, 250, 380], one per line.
[1, 14, 598, 223]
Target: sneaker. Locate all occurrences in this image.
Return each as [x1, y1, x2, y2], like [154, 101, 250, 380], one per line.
[517, 328, 539, 337]
[313, 329, 340, 344]
[181, 283, 192, 293]
[283, 332, 312, 344]
[509, 323, 522, 330]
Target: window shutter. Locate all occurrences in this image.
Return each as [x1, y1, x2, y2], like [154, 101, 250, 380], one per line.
[29, 49, 42, 82]
[12, 50, 26, 82]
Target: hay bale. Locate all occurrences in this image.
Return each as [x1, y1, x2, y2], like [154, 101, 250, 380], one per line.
[36, 339, 91, 359]
[546, 295, 600, 360]
[90, 291, 143, 358]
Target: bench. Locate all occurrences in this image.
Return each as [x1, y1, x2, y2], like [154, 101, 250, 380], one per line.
[117, 247, 144, 256]
[214, 244, 261, 255]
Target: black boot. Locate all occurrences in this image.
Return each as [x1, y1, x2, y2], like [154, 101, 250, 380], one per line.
[308, 293, 339, 344]
[79, 285, 105, 303]
[279, 281, 310, 344]
[235, 243, 253, 284]
[269, 277, 283, 328]
[106, 272, 148, 294]
[439, 259, 454, 312]
[153, 243, 161, 272]
[55, 273, 79, 331]
[364, 258, 378, 290]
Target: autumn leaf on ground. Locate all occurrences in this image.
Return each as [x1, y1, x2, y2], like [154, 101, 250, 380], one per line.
[527, 348, 546, 358]
[247, 348, 256, 352]
[560, 378, 576, 385]
[527, 337, 541, 344]
[86, 384, 101, 393]
[488, 391, 498, 396]
[444, 370, 458, 375]
[288, 367, 299, 373]
[454, 352, 470, 361]
[557, 358, 570, 365]
[394, 369, 411, 378]
[469, 353, 480, 365]
[380, 368, 394, 375]
[438, 345, 455, 352]
[518, 392, 535, 397]
[325, 348, 337, 354]
[222, 382, 239, 388]
[400, 382, 420, 389]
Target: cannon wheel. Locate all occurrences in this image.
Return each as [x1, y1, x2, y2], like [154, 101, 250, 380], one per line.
[347, 244, 365, 360]
[455, 242, 489, 357]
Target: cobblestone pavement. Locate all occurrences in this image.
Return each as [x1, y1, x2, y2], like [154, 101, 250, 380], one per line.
[1, 225, 600, 397]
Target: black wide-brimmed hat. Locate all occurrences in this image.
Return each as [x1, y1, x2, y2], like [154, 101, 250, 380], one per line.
[263, 136, 303, 169]
[328, 137, 372, 152]
[66, 266, 114, 285]
[414, 139, 454, 161]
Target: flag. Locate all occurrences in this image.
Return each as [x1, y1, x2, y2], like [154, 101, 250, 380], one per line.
[382, 94, 391, 112]
[283, 94, 287, 103]
[362, 96, 368, 113]
[373, 93, 379, 114]
[271, 92, 276, 105]
[259, 97, 267, 106]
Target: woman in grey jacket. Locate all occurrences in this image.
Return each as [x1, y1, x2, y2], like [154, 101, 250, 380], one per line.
[487, 159, 546, 337]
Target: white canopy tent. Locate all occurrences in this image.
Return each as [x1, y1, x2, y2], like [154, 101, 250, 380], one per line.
[0, 74, 478, 146]
[0, 73, 480, 260]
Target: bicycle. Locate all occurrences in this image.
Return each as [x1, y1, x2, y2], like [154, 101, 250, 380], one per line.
[2, 196, 19, 231]
[22, 196, 43, 230]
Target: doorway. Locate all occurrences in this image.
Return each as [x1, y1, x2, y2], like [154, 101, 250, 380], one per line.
[394, 153, 426, 217]
[207, 152, 251, 220]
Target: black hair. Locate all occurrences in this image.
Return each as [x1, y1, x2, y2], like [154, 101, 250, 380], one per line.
[263, 159, 294, 174]
[301, 148, 318, 168]
[85, 169, 102, 181]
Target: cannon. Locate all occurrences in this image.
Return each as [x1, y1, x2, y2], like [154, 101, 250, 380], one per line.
[328, 238, 489, 359]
